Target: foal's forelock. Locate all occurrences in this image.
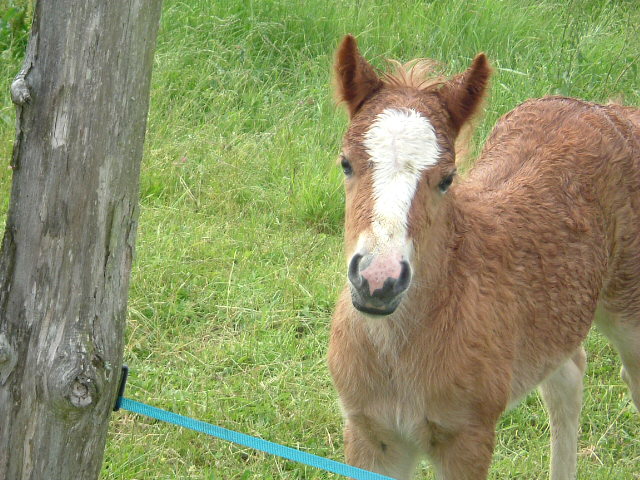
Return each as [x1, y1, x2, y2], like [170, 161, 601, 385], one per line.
[359, 107, 441, 250]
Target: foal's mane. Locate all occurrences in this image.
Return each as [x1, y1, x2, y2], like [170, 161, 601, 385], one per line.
[381, 58, 447, 91]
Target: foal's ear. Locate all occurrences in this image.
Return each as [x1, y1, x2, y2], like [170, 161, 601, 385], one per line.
[439, 53, 491, 134]
[334, 35, 383, 117]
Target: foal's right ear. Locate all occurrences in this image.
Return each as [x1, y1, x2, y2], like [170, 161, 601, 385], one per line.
[334, 35, 383, 117]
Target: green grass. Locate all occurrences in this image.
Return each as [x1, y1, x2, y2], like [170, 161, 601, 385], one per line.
[0, 0, 639, 478]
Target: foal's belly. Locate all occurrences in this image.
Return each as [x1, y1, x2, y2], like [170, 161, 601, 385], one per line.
[506, 346, 581, 409]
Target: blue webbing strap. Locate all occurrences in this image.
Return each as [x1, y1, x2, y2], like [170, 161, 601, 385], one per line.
[119, 397, 394, 480]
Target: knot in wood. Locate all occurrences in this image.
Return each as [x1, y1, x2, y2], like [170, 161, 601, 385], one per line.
[68, 375, 95, 409]
[10, 77, 31, 105]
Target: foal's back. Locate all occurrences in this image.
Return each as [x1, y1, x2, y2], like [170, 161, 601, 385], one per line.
[465, 96, 640, 403]
[471, 95, 640, 310]
[473, 96, 640, 199]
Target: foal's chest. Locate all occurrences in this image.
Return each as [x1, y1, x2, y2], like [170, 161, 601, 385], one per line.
[353, 353, 465, 444]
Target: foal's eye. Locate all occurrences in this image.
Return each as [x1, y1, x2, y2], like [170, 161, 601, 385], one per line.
[438, 170, 456, 193]
[340, 155, 353, 176]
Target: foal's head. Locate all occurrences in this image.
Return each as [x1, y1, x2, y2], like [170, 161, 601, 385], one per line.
[334, 35, 490, 316]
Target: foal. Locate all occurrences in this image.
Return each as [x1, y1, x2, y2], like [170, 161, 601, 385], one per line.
[328, 35, 640, 480]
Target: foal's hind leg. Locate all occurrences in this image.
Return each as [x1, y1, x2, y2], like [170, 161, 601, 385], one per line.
[538, 347, 586, 480]
[595, 312, 640, 411]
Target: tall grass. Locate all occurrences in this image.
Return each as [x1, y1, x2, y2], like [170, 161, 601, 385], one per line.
[0, 0, 638, 478]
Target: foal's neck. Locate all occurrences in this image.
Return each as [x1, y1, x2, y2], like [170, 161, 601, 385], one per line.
[406, 189, 490, 315]
[413, 193, 462, 292]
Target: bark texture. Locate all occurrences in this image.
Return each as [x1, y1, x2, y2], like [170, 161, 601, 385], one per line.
[0, 1, 162, 478]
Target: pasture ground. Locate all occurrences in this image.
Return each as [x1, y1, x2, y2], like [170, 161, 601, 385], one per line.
[0, 0, 638, 478]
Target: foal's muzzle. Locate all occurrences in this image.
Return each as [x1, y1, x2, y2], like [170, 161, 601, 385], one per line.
[348, 253, 412, 315]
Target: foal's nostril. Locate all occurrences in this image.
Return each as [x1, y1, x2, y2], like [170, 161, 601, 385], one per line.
[348, 253, 364, 288]
[394, 260, 411, 294]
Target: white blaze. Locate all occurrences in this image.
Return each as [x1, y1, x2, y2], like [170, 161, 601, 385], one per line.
[363, 108, 440, 247]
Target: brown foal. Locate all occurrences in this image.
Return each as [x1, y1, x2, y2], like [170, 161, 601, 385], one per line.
[328, 35, 640, 480]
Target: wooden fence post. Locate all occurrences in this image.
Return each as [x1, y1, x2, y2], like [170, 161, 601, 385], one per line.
[0, 1, 163, 478]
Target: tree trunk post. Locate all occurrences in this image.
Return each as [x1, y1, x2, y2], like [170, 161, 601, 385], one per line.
[0, 1, 162, 478]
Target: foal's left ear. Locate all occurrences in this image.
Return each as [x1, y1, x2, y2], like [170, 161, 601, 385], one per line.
[439, 53, 491, 135]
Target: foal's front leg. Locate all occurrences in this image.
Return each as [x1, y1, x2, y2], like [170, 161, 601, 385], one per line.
[429, 425, 496, 480]
[344, 417, 420, 480]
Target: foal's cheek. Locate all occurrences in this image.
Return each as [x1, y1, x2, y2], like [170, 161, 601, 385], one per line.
[342, 192, 362, 252]
[343, 178, 375, 244]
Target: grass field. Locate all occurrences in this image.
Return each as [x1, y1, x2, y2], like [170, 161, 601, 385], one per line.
[1, 0, 639, 478]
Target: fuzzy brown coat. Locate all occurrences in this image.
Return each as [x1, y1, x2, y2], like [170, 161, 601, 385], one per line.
[329, 35, 640, 480]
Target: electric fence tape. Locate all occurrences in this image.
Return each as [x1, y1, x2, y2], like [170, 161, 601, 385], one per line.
[114, 366, 394, 480]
